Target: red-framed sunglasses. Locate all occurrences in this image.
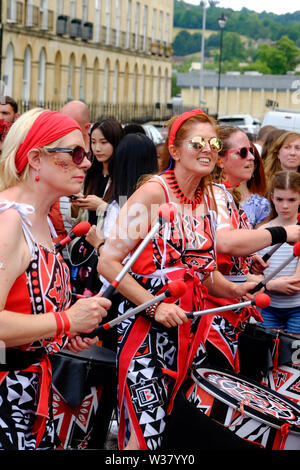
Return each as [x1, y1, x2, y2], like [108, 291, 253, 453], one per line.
[224, 146, 254, 159]
[46, 146, 93, 165]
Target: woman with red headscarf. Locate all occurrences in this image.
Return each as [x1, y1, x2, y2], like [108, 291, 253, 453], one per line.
[98, 109, 266, 450]
[0, 108, 111, 450]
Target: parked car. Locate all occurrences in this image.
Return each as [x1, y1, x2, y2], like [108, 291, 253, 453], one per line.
[262, 110, 300, 132]
[217, 114, 261, 136]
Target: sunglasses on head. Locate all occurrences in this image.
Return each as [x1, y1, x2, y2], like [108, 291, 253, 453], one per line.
[226, 146, 254, 159]
[187, 136, 223, 153]
[46, 146, 93, 165]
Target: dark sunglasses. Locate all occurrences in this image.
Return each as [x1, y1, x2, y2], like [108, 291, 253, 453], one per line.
[225, 146, 254, 159]
[46, 146, 93, 165]
[187, 136, 223, 153]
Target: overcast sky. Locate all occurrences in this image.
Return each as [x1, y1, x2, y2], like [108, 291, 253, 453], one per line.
[183, 0, 299, 15]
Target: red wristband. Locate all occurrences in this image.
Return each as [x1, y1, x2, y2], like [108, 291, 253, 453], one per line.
[59, 310, 71, 338]
[54, 311, 64, 336]
[145, 302, 160, 318]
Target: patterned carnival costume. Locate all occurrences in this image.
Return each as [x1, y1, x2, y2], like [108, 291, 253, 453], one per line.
[201, 183, 262, 372]
[116, 173, 218, 450]
[0, 202, 71, 450]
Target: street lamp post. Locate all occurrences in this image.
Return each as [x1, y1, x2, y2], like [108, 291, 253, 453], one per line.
[216, 13, 227, 118]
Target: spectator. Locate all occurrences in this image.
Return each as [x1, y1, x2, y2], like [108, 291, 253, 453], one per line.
[257, 171, 300, 335]
[260, 127, 286, 161]
[254, 125, 275, 155]
[0, 96, 19, 123]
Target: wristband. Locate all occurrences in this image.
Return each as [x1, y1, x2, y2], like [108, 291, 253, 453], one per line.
[265, 226, 287, 245]
[54, 311, 64, 336]
[59, 311, 71, 337]
[145, 302, 160, 318]
[96, 242, 105, 255]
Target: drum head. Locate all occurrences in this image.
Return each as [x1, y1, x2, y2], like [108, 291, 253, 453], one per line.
[192, 368, 300, 433]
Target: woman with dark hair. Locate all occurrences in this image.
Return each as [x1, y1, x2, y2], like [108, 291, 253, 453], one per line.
[239, 143, 270, 227]
[68, 118, 124, 298]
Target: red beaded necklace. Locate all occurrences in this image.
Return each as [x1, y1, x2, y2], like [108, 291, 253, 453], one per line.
[165, 170, 202, 209]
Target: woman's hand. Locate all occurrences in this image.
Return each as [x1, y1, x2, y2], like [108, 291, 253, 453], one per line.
[153, 302, 188, 328]
[85, 225, 103, 250]
[67, 295, 111, 335]
[266, 276, 300, 295]
[67, 335, 99, 353]
[72, 195, 107, 213]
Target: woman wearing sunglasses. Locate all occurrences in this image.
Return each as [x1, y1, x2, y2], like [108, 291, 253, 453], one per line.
[97, 109, 269, 450]
[0, 108, 111, 449]
[202, 125, 300, 372]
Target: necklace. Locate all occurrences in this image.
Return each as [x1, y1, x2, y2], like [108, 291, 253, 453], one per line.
[165, 170, 202, 209]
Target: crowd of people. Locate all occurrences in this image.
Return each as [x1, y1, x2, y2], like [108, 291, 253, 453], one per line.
[0, 95, 300, 451]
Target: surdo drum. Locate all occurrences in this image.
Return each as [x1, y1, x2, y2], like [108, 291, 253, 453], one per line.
[238, 325, 300, 405]
[50, 344, 116, 449]
[185, 367, 300, 450]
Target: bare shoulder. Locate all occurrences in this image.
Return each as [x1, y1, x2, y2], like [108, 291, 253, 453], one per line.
[128, 177, 168, 206]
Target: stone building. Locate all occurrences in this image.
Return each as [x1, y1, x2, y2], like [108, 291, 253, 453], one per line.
[1, 0, 173, 121]
[177, 71, 300, 121]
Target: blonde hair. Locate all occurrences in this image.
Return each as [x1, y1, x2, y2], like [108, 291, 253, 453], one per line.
[0, 108, 67, 191]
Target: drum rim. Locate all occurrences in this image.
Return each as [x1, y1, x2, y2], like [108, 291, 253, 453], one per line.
[53, 344, 116, 365]
[191, 367, 300, 433]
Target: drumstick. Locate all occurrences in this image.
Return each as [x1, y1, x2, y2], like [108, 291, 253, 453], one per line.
[100, 202, 177, 299]
[83, 280, 187, 338]
[262, 214, 300, 262]
[250, 241, 300, 294]
[186, 293, 271, 318]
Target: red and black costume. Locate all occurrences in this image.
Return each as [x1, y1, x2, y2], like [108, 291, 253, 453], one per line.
[0, 201, 71, 449]
[116, 175, 217, 450]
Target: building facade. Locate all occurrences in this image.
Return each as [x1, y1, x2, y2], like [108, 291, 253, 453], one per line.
[1, 0, 173, 121]
[177, 71, 300, 121]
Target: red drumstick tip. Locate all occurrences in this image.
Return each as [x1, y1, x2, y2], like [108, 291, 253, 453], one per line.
[254, 293, 271, 309]
[293, 241, 300, 257]
[158, 203, 177, 223]
[72, 221, 91, 237]
[297, 213, 300, 224]
[167, 280, 187, 299]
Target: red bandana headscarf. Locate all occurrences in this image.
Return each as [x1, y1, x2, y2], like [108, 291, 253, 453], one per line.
[168, 108, 206, 147]
[15, 110, 81, 174]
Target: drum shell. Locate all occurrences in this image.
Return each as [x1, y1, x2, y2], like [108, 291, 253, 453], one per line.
[164, 367, 300, 451]
[50, 344, 116, 449]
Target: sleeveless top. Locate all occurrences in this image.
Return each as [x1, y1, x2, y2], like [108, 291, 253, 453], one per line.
[213, 183, 252, 282]
[130, 175, 217, 281]
[0, 201, 71, 353]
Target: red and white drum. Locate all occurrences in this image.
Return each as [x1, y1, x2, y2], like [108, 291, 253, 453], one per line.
[186, 367, 300, 450]
[238, 325, 300, 405]
[50, 344, 116, 449]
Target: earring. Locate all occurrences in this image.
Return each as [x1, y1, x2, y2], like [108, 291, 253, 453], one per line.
[35, 172, 40, 182]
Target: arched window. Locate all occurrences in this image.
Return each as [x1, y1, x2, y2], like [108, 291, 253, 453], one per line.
[22, 46, 31, 105]
[67, 54, 75, 100]
[37, 48, 46, 105]
[54, 51, 62, 102]
[132, 64, 138, 104]
[92, 58, 99, 102]
[3, 43, 14, 97]
[112, 61, 119, 105]
[103, 59, 110, 104]
[79, 56, 87, 101]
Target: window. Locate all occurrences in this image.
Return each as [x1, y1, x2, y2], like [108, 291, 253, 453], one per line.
[57, 0, 63, 16]
[67, 55, 75, 100]
[79, 57, 86, 101]
[37, 49, 46, 105]
[134, 3, 140, 50]
[113, 62, 119, 105]
[105, 0, 111, 44]
[82, 0, 88, 23]
[158, 11, 163, 43]
[152, 9, 156, 43]
[165, 13, 170, 45]
[142, 6, 148, 51]
[40, 0, 48, 30]
[126, 0, 132, 48]
[70, 0, 76, 20]
[94, 0, 101, 42]
[115, 0, 121, 47]
[103, 60, 110, 103]
[7, 0, 17, 23]
[3, 43, 14, 97]
[22, 46, 32, 104]
[26, 0, 34, 27]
